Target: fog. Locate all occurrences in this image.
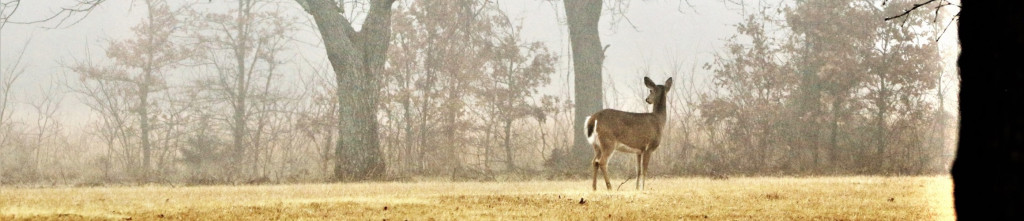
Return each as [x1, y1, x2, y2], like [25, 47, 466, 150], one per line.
[0, 0, 959, 185]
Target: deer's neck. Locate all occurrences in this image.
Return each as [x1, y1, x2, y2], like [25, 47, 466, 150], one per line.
[652, 95, 668, 122]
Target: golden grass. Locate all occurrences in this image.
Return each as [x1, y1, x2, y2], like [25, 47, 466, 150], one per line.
[0, 176, 953, 220]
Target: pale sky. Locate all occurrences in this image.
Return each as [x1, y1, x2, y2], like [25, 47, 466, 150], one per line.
[0, 0, 958, 129]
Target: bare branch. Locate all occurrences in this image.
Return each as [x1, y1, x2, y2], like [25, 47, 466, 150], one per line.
[8, 0, 107, 28]
[884, 0, 944, 21]
[616, 174, 634, 190]
[882, 0, 961, 41]
[0, 0, 24, 31]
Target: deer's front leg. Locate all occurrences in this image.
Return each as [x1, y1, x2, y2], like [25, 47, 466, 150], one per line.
[636, 153, 642, 190]
[641, 151, 652, 190]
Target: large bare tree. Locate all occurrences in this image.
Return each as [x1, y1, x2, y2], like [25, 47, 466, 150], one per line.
[563, 0, 605, 173]
[294, 0, 395, 181]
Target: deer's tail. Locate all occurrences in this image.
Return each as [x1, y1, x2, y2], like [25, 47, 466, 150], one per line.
[585, 115, 598, 143]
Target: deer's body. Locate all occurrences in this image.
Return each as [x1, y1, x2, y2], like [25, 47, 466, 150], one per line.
[586, 77, 671, 191]
[586, 110, 665, 153]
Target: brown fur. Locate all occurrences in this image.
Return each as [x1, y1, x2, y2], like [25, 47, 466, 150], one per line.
[587, 77, 672, 191]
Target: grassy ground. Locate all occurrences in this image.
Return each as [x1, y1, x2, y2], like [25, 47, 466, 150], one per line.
[0, 176, 953, 220]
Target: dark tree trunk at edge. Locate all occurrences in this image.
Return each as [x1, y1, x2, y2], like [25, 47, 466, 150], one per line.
[952, 0, 1024, 219]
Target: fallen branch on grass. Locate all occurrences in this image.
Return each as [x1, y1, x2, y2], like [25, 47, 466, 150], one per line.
[616, 175, 636, 190]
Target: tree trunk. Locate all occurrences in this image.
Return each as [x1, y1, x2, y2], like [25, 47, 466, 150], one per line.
[402, 93, 413, 174]
[952, 1, 1024, 219]
[322, 127, 333, 180]
[564, 0, 604, 173]
[140, 71, 152, 182]
[503, 119, 514, 171]
[139, 1, 156, 182]
[417, 96, 429, 173]
[875, 73, 888, 171]
[483, 118, 494, 172]
[231, 56, 248, 180]
[829, 98, 840, 167]
[302, 0, 394, 181]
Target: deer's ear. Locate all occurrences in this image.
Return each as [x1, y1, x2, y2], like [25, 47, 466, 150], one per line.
[665, 77, 673, 91]
[644, 77, 656, 88]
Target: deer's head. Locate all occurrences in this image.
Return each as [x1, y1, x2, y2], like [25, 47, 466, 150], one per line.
[644, 77, 673, 104]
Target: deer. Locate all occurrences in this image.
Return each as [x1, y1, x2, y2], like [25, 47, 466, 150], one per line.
[585, 76, 672, 191]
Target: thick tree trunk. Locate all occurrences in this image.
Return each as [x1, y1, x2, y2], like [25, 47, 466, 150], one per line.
[564, 0, 604, 174]
[952, 1, 1024, 219]
[302, 0, 394, 181]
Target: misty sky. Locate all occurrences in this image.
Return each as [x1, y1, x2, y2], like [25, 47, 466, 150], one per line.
[0, 0, 959, 128]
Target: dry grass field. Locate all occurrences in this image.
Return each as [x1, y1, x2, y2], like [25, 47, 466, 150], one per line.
[0, 176, 953, 220]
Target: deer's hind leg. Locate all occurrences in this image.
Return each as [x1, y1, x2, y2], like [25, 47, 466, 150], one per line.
[592, 147, 601, 191]
[598, 143, 615, 190]
[600, 161, 612, 190]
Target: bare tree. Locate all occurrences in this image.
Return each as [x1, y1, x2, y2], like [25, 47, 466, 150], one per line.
[26, 85, 64, 182]
[484, 19, 558, 171]
[296, 69, 338, 180]
[0, 41, 23, 144]
[696, 0, 947, 175]
[191, 0, 297, 181]
[865, 0, 942, 172]
[0, 41, 24, 184]
[381, 4, 419, 175]
[381, 0, 496, 177]
[0, 1, 26, 175]
[294, 0, 394, 181]
[69, 0, 189, 182]
[700, 11, 794, 173]
[563, 0, 605, 174]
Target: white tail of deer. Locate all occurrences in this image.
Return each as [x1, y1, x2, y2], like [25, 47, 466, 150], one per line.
[585, 76, 672, 191]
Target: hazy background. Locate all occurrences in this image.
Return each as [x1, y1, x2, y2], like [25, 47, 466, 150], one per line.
[2, 0, 747, 124]
[0, 0, 960, 185]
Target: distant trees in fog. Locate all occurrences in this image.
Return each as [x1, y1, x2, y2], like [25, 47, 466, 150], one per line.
[0, 0, 955, 185]
[379, 0, 560, 178]
[694, 0, 952, 175]
[69, 0, 191, 182]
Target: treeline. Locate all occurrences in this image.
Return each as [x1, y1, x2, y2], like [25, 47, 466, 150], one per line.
[0, 0, 565, 185]
[0, 0, 955, 186]
[684, 0, 956, 175]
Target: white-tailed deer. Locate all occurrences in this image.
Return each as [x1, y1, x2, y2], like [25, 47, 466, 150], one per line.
[586, 76, 672, 190]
